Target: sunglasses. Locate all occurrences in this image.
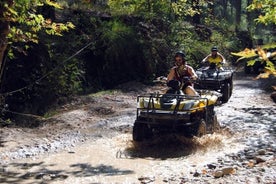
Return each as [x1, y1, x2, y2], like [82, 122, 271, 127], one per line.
[175, 59, 183, 62]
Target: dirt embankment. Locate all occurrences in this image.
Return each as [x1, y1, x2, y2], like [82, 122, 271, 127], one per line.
[0, 72, 275, 184]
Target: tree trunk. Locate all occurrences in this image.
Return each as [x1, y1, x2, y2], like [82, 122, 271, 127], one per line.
[146, 0, 151, 13]
[222, 0, 228, 19]
[246, 0, 253, 26]
[0, 21, 10, 72]
[234, 0, 241, 27]
[0, 1, 12, 85]
[192, 0, 201, 24]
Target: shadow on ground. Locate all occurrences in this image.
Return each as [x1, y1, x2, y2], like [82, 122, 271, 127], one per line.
[0, 161, 134, 183]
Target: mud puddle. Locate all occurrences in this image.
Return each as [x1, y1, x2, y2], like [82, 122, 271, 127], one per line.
[1, 130, 243, 184]
[0, 72, 275, 184]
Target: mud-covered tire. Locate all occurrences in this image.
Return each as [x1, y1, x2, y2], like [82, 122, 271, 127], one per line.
[133, 122, 145, 142]
[195, 119, 207, 137]
[229, 77, 233, 97]
[133, 122, 152, 142]
[221, 82, 231, 103]
[211, 114, 220, 133]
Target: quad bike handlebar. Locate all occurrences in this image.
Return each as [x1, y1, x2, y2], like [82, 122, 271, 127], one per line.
[167, 77, 198, 90]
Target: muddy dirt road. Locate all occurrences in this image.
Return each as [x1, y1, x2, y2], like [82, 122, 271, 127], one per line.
[0, 72, 275, 184]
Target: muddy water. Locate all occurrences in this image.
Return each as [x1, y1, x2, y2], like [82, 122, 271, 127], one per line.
[2, 133, 243, 184]
[1, 73, 275, 184]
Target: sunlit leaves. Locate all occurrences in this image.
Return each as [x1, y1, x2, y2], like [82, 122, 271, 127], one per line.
[8, 27, 38, 43]
[255, 68, 276, 79]
[45, 0, 62, 9]
[0, 1, 75, 61]
[45, 22, 75, 36]
[107, 0, 209, 21]
[108, 0, 171, 18]
[4, 0, 74, 38]
[231, 43, 276, 78]
[247, 59, 257, 66]
[231, 48, 258, 62]
[1, 0, 75, 59]
[3, 5, 18, 20]
[172, 0, 208, 18]
[247, 0, 276, 25]
[108, 0, 137, 15]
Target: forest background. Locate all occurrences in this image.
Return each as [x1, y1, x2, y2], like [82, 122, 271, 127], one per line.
[0, 0, 275, 123]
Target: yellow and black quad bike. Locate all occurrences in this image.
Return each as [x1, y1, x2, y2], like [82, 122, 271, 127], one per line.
[195, 64, 234, 103]
[132, 87, 221, 142]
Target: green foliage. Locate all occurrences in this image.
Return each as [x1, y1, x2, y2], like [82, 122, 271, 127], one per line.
[0, 1, 78, 117]
[99, 20, 148, 84]
[231, 43, 276, 78]
[108, 0, 139, 15]
[3, 0, 74, 58]
[172, 0, 199, 17]
[102, 20, 133, 45]
[168, 21, 199, 65]
[108, 0, 172, 19]
[111, 0, 205, 24]
[54, 59, 83, 95]
[247, 0, 276, 25]
[3, 0, 276, 119]
[168, 20, 232, 67]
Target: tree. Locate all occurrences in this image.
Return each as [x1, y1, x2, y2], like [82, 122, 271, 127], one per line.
[234, 0, 242, 26]
[247, 0, 276, 25]
[0, 0, 74, 85]
[0, 1, 13, 82]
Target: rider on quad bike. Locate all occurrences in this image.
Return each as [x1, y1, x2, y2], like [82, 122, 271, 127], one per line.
[202, 46, 226, 70]
[196, 46, 233, 103]
[166, 51, 199, 96]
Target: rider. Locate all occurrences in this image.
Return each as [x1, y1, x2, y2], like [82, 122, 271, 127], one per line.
[202, 46, 226, 70]
[166, 51, 198, 96]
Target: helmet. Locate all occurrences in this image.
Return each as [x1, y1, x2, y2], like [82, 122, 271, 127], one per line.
[175, 51, 185, 58]
[211, 46, 218, 52]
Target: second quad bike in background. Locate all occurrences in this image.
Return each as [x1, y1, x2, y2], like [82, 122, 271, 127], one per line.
[195, 65, 234, 103]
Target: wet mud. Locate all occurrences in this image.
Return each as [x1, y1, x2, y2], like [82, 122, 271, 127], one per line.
[0, 72, 275, 184]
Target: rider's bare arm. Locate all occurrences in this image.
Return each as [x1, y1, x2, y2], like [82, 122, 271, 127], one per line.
[217, 52, 226, 64]
[166, 67, 176, 82]
[202, 54, 211, 63]
[187, 66, 198, 80]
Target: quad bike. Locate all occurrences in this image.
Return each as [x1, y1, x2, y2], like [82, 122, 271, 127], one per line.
[132, 80, 221, 142]
[195, 63, 234, 103]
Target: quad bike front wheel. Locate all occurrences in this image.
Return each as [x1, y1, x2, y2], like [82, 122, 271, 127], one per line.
[133, 122, 145, 141]
[195, 119, 207, 137]
[211, 114, 220, 133]
[133, 121, 153, 142]
[221, 82, 231, 102]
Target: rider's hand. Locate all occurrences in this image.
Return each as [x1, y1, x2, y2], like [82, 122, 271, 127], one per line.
[191, 76, 197, 80]
[182, 76, 190, 82]
[167, 80, 181, 90]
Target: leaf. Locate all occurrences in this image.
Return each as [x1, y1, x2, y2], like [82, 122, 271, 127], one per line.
[265, 60, 275, 71]
[255, 68, 276, 79]
[45, 0, 63, 9]
[247, 60, 257, 66]
[231, 48, 258, 59]
[261, 42, 276, 50]
[257, 47, 268, 61]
